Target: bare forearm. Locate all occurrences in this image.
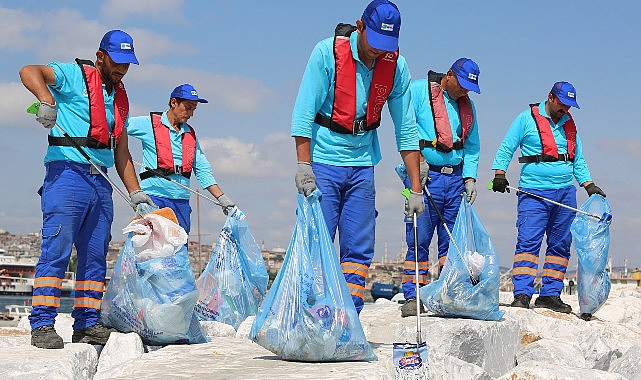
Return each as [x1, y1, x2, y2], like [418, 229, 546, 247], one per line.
[400, 150, 422, 192]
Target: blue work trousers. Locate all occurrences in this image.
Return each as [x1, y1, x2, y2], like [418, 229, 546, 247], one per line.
[402, 166, 464, 299]
[149, 195, 192, 234]
[312, 162, 376, 313]
[512, 186, 576, 297]
[30, 161, 113, 330]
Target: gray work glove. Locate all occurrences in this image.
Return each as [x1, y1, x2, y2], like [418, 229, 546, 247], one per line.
[464, 179, 477, 204]
[216, 194, 236, 215]
[129, 190, 157, 211]
[295, 161, 316, 196]
[405, 190, 425, 222]
[419, 161, 430, 188]
[585, 183, 606, 197]
[36, 101, 57, 129]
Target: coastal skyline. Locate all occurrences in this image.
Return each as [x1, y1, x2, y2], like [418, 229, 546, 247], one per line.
[0, 1, 640, 268]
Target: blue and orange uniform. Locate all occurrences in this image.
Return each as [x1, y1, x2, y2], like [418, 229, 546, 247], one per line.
[492, 101, 592, 298]
[29, 61, 129, 331]
[291, 26, 418, 313]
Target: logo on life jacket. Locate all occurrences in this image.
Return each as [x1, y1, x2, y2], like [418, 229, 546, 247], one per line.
[139, 112, 196, 180]
[518, 104, 576, 163]
[48, 59, 128, 150]
[314, 23, 398, 135]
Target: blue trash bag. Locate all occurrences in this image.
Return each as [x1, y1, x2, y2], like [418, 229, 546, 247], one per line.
[418, 198, 504, 321]
[194, 209, 269, 330]
[100, 208, 207, 345]
[248, 189, 377, 362]
[571, 194, 612, 317]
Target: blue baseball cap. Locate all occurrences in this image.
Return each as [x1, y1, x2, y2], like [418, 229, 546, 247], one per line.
[99, 30, 139, 65]
[362, 0, 401, 52]
[170, 84, 208, 103]
[451, 58, 481, 94]
[551, 81, 579, 108]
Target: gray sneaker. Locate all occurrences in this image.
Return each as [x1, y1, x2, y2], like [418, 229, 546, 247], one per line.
[401, 298, 426, 318]
[31, 325, 64, 349]
[72, 322, 118, 345]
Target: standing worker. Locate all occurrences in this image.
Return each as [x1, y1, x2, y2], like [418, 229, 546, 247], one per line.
[127, 84, 236, 234]
[291, 0, 425, 314]
[491, 81, 606, 313]
[20, 29, 155, 349]
[400, 58, 482, 318]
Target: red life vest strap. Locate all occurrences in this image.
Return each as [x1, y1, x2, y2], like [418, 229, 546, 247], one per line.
[518, 104, 576, 164]
[140, 112, 195, 180]
[316, 23, 397, 135]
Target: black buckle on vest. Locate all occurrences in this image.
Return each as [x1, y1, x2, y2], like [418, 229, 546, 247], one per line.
[174, 165, 183, 175]
[353, 119, 367, 135]
[109, 136, 116, 150]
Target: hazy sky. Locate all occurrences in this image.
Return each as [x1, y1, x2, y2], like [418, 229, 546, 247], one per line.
[0, 1, 639, 270]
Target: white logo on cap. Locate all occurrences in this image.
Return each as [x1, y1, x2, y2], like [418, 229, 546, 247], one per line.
[120, 42, 131, 50]
[567, 92, 575, 98]
[468, 73, 477, 81]
[381, 23, 394, 31]
[191, 90, 198, 96]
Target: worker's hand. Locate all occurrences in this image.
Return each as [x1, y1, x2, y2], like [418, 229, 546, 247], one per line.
[129, 190, 157, 210]
[419, 161, 430, 188]
[295, 162, 316, 196]
[216, 194, 236, 215]
[464, 179, 477, 204]
[585, 183, 606, 197]
[36, 101, 57, 129]
[405, 190, 425, 222]
[492, 173, 510, 193]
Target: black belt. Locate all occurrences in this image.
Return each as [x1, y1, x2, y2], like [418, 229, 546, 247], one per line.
[140, 167, 191, 180]
[428, 164, 461, 175]
[314, 113, 380, 135]
[419, 139, 463, 153]
[518, 153, 574, 163]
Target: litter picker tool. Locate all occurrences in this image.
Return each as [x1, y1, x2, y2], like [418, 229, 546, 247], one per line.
[27, 102, 149, 221]
[130, 160, 223, 207]
[487, 181, 612, 222]
[403, 187, 423, 346]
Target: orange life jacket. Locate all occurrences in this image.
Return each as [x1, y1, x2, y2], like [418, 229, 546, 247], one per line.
[419, 71, 474, 153]
[139, 112, 196, 180]
[518, 104, 576, 163]
[314, 23, 398, 135]
[48, 59, 128, 149]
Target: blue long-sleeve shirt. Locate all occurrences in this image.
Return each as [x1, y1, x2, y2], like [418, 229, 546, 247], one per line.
[291, 30, 418, 166]
[492, 101, 592, 189]
[127, 112, 217, 200]
[44, 61, 127, 167]
[411, 78, 480, 180]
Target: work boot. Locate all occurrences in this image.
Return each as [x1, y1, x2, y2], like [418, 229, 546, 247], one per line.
[401, 298, 426, 318]
[31, 325, 64, 349]
[72, 322, 118, 345]
[534, 296, 572, 314]
[510, 294, 531, 309]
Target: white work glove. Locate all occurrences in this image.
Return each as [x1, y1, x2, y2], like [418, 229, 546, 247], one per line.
[295, 162, 316, 196]
[216, 194, 236, 215]
[129, 190, 157, 211]
[464, 179, 477, 204]
[36, 101, 57, 129]
[405, 190, 425, 222]
[419, 161, 429, 188]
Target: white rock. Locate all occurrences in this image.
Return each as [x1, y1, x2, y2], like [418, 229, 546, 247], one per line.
[497, 360, 626, 379]
[94, 332, 145, 379]
[517, 338, 586, 368]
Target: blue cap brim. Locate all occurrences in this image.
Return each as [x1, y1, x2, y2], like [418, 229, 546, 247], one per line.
[456, 74, 480, 94]
[365, 25, 398, 52]
[558, 97, 579, 109]
[108, 52, 139, 65]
